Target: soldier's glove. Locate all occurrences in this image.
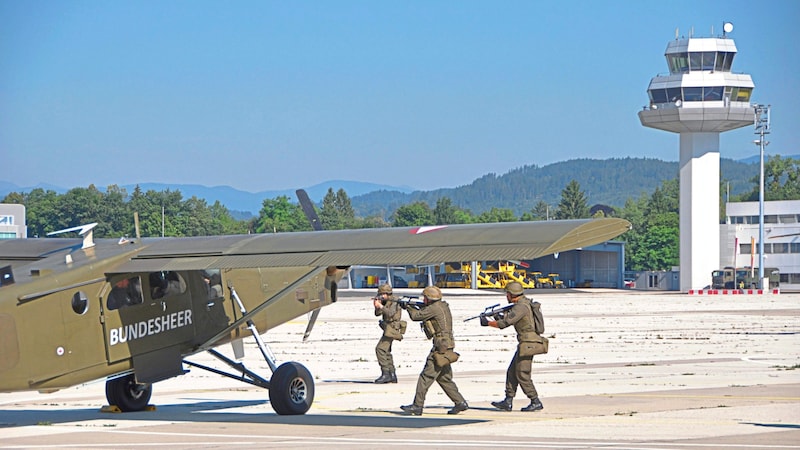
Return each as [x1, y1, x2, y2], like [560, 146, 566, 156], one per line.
[479, 315, 489, 326]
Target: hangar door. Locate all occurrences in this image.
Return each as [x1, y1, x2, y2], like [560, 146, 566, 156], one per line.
[579, 250, 620, 288]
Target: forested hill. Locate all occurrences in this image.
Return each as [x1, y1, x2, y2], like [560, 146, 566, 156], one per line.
[352, 157, 758, 218]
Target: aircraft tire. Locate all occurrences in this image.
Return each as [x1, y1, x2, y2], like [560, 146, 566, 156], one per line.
[105, 374, 152, 412]
[269, 361, 314, 415]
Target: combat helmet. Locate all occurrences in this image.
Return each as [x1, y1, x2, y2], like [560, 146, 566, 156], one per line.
[422, 286, 442, 301]
[505, 281, 524, 296]
[377, 284, 393, 295]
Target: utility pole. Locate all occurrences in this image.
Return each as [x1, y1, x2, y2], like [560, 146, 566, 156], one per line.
[753, 104, 771, 289]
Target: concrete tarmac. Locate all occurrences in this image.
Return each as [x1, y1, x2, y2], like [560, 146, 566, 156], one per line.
[1, 288, 798, 449]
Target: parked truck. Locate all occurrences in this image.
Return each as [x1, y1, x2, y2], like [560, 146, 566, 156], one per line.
[711, 267, 779, 289]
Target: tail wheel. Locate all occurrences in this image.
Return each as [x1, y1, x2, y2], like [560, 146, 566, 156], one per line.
[269, 362, 314, 415]
[105, 374, 152, 412]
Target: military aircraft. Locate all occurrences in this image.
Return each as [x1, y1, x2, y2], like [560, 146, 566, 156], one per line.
[0, 207, 630, 415]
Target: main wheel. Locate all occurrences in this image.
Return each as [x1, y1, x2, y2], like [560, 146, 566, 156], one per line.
[105, 374, 152, 412]
[269, 362, 314, 415]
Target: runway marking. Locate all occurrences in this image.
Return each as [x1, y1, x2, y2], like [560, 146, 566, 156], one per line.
[599, 393, 800, 401]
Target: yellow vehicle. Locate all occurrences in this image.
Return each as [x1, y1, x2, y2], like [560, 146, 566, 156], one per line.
[548, 273, 564, 288]
[435, 272, 470, 288]
[530, 272, 552, 288]
[498, 262, 537, 288]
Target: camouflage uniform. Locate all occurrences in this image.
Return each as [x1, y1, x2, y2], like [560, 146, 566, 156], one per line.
[489, 281, 544, 412]
[401, 286, 468, 415]
[495, 296, 540, 400]
[374, 293, 402, 383]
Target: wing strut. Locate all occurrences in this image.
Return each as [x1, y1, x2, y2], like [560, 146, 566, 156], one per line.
[230, 284, 279, 372]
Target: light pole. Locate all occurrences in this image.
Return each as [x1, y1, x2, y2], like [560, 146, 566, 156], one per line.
[753, 104, 770, 288]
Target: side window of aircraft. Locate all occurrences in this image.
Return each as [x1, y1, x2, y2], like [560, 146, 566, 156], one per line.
[150, 271, 187, 300]
[72, 291, 89, 315]
[0, 265, 14, 288]
[107, 276, 144, 311]
[202, 269, 223, 300]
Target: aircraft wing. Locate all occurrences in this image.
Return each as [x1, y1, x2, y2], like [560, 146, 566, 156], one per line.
[108, 218, 631, 272]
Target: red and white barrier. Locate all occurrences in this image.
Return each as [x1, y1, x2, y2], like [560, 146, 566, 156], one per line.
[687, 289, 780, 295]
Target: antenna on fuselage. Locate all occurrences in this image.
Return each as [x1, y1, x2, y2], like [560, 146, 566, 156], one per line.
[47, 223, 98, 249]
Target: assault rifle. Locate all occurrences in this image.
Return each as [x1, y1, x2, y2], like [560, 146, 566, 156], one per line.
[464, 303, 513, 322]
[396, 296, 425, 309]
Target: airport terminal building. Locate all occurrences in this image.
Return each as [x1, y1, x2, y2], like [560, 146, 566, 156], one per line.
[721, 200, 800, 291]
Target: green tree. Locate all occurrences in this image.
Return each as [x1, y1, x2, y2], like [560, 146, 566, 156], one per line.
[320, 188, 356, 230]
[477, 207, 516, 223]
[620, 178, 679, 271]
[520, 200, 552, 221]
[555, 180, 590, 219]
[254, 196, 310, 233]
[392, 201, 434, 227]
[737, 155, 800, 201]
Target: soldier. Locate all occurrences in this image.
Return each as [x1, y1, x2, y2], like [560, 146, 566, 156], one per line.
[372, 284, 403, 384]
[399, 286, 468, 416]
[483, 281, 545, 412]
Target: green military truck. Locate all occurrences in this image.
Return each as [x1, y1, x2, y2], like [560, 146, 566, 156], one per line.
[711, 267, 779, 289]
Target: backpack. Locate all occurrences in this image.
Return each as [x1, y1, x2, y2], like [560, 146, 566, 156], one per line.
[531, 301, 545, 335]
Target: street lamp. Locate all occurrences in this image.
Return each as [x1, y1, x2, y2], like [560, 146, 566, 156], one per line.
[753, 104, 771, 289]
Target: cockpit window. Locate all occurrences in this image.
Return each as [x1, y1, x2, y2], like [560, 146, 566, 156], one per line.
[149, 271, 187, 299]
[107, 276, 143, 310]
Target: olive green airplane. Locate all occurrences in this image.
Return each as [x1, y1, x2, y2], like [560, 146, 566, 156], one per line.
[0, 198, 630, 415]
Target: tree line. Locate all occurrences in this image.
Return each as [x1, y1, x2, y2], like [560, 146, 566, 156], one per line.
[3, 155, 798, 272]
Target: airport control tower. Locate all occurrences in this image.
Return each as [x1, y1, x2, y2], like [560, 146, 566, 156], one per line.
[639, 23, 755, 291]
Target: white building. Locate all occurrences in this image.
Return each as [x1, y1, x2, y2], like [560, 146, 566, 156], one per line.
[0, 204, 26, 239]
[721, 200, 800, 290]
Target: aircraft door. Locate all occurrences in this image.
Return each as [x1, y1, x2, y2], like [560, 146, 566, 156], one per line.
[61, 281, 107, 373]
[102, 272, 195, 364]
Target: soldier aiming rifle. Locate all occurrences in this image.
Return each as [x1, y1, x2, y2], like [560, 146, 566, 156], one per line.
[467, 281, 547, 412]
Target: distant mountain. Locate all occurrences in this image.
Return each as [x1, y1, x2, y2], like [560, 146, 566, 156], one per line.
[351, 157, 759, 218]
[0, 180, 415, 215]
[0, 157, 763, 218]
[736, 153, 800, 165]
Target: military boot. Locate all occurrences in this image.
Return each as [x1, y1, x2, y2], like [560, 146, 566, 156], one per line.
[491, 397, 513, 411]
[389, 371, 397, 383]
[374, 371, 393, 384]
[447, 401, 469, 415]
[400, 404, 423, 415]
[521, 397, 544, 412]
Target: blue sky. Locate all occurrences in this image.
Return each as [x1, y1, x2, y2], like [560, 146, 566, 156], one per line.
[2, 0, 798, 192]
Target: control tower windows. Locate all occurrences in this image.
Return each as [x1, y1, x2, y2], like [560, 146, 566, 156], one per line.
[668, 53, 689, 74]
[733, 87, 752, 102]
[668, 51, 735, 74]
[703, 86, 723, 101]
[715, 52, 734, 72]
[667, 87, 682, 102]
[647, 86, 751, 106]
[649, 89, 668, 104]
[683, 87, 703, 102]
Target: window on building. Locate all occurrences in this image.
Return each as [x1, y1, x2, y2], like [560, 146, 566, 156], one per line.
[773, 243, 789, 254]
[791, 243, 800, 253]
[740, 243, 752, 254]
[778, 214, 796, 224]
[683, 87, 703, 101]
[736, 88, 752, 102]
[765, 215, 778, 224]
[703, 86, 723, 101]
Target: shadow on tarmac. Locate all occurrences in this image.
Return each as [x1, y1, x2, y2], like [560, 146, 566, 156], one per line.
[0, 399, 485, 429]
